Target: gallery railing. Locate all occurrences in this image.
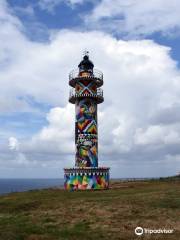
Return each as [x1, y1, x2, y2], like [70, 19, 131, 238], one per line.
[69, 87, 104, 104]
[69, 68, 103, 81]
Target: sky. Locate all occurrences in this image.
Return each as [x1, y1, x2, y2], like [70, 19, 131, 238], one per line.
[1, 0, 180, 178]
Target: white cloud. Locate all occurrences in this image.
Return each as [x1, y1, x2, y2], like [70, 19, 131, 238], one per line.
[8, 137, 29, 166]
[29, 104, 74, 155]
[85, 0, 180, 37]
[0, 0, 22, 28]
[8, 137, 19, 151]
[134, 125, 180, 145]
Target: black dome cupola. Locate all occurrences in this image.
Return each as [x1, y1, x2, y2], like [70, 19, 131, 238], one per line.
[78, 54, 94, 73]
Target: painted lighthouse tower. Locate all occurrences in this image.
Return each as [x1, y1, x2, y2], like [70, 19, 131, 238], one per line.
[64, 52, 110, 190]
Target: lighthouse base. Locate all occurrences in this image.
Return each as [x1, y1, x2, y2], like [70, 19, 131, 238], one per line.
[64, 167, 110, 190]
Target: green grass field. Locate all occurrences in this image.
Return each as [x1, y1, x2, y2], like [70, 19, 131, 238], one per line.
[0, 179, 179, 240]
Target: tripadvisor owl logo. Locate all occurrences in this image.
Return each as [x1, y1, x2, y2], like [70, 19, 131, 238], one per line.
[135, 227, 143, 236]
[135, 226, 174, 235]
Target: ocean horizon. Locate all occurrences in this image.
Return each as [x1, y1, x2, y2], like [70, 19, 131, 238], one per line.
[0, 178, 64, 195]
[0, 177, 158, 195]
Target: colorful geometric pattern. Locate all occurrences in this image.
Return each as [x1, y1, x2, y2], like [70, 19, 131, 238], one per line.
[75, 138, 98, 167]
[75, 97, 98, 167]
[64, 174, 109, 190]
[76, 99, 97, 134]
[76, 99, 96, 119]
[75, 80, 97, 95]
[77, 119, 91, 132]
[83, 120, 97, 134]
[77, 134, 97, 142]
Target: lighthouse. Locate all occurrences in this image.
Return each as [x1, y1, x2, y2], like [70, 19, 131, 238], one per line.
[64, 52, 110, 190]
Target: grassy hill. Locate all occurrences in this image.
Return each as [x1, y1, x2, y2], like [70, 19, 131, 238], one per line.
[0, 179, 180, 240]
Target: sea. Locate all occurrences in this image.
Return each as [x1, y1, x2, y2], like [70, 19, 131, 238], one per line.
[0, 178, 64, 195]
